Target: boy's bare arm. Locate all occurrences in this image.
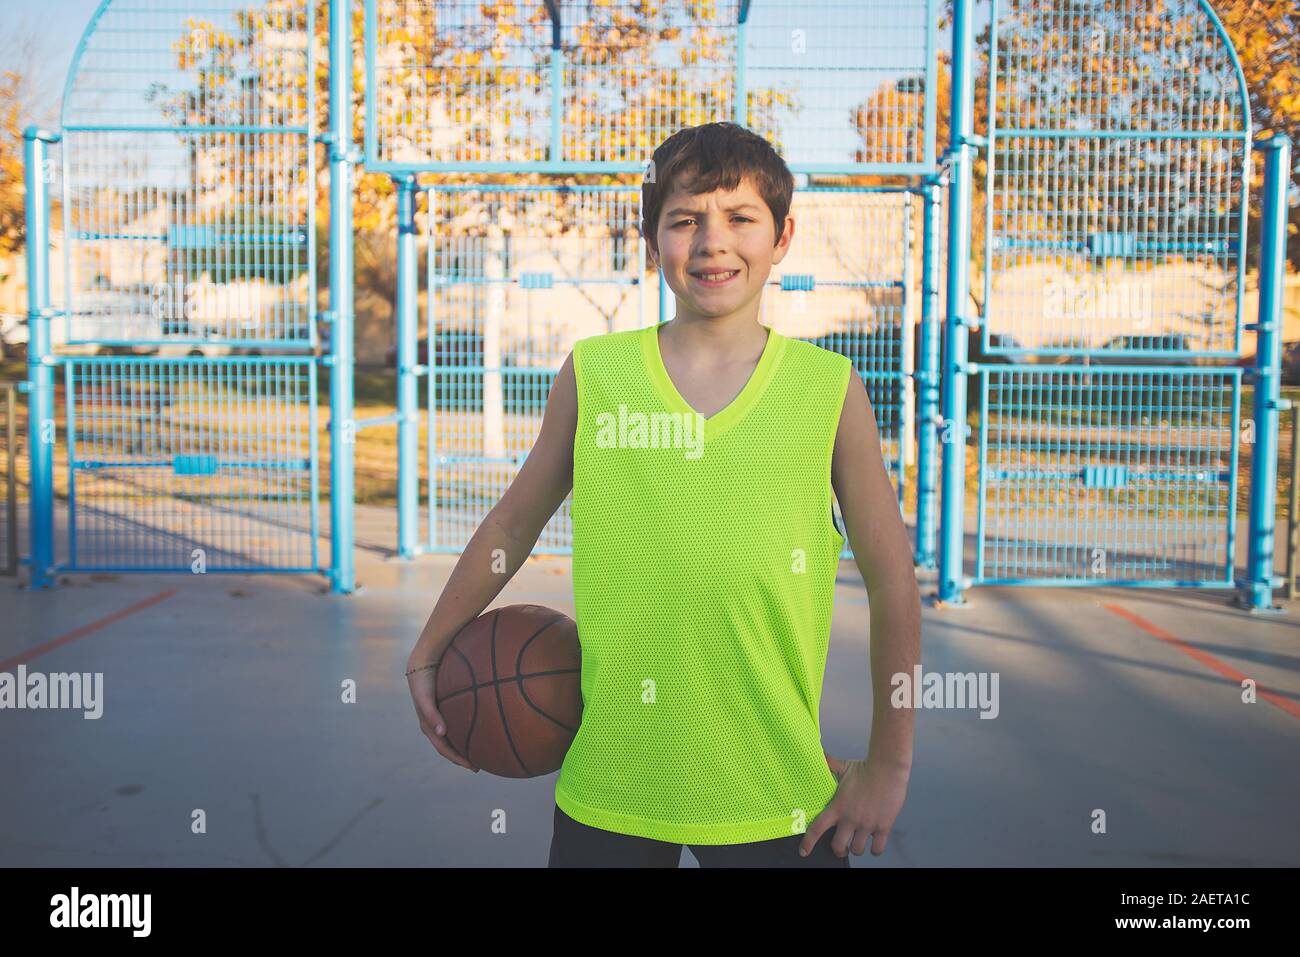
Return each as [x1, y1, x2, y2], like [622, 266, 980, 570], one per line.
[407, 351, 578, 669]
[830, 366, 921, 770]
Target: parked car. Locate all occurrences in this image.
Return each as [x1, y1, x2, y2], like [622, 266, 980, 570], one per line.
[385, 332, 484, 370]
[1056, 334, 1204, 412]
[972, 332, 1036, 364]
[1234, 340, 1300, 385]
[1086, 334, 1198, 366]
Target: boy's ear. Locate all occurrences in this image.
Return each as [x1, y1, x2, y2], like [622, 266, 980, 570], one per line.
[771, 214, 795, 266]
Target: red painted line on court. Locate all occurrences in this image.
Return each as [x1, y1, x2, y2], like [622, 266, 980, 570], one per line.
[0, 589, 177, 671]
[1103, 602, 1300, 721]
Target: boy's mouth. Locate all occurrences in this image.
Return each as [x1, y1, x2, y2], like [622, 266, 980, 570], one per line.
[688, 269, 740, 287]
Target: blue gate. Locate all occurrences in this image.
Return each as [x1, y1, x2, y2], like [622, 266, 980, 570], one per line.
[24, 0, 322, 585]
[419, 184, 643, 554]
[366, 0, 947, 560]
[409, 183, 925, 556]
[964, 0, 1263, 592]
[765, 187, 921, 516]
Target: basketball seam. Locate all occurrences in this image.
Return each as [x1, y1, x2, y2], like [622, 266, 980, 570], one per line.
[445, 640, 480, 765]
[490, 608, 532, 776]
[513, 615, 582, 735]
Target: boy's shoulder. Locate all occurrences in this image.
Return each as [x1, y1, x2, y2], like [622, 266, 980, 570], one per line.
[572, 326, 645, 359]
[571, 326, 849, 378]
[782, 333, 853, 376]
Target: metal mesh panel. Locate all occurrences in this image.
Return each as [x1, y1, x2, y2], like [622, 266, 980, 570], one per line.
[424, 185, 644, 553]
[556, 0, 738, 165]
[984, 0, 1250, 357]
[420, 184, 922, 555]
[368, 0, 552, 167]
[365, 0, 940, 174]
[62, 0, 315, 346]
[744, 0, 938, 171]
[0, 383, 22, 576]
[976, 366, 1240, 585]
[761, 187, 916, 496]
[64, 357, 319, 572]
[972, 0, 1252, 590]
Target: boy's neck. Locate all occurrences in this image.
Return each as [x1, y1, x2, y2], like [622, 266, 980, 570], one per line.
[660, 312, 769, 359]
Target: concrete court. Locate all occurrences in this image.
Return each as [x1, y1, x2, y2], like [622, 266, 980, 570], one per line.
[1, 502, 1298, 868]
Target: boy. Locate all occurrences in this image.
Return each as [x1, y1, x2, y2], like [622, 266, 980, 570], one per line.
[407, 122, 920, 868]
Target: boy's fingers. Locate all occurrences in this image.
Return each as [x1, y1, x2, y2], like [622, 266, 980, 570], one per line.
[420, 704, 447, 735]
[409, 692, 445, 733]
[823, 750, 844, 779]
[851, 829, 873, 856]
[831, 823, 857, 858]
[419, 722, 479, 771]
[798, 809, 837, 858]
[870, 830, 889, 856]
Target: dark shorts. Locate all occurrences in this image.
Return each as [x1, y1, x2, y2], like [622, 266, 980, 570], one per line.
[547, 803, 852, 868]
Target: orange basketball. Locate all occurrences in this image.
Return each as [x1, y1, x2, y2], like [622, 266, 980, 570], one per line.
[435, 604, 582, 778]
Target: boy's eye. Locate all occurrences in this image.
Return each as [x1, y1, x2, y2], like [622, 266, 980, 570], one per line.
[673, 216, 752, 226]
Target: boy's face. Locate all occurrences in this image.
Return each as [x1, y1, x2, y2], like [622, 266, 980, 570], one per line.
[647, 174, 793, 325]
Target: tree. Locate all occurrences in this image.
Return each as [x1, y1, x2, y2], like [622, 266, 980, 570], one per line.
[0, 21, 60, 259]
[1217, 0, 1300, 271]
[929, 0, 1298, 277]
[0, 71, 27, 259]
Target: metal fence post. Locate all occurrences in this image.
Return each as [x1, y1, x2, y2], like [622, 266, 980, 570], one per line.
[23, 127, 59, 590]
[937, 0, 977, 606]
[2, 382, 16, 576]
[1240, 133, 1292, 612]
[915, 177, 943, 569]
[328, 0, 356, 594]
[396, 174, 418, 559]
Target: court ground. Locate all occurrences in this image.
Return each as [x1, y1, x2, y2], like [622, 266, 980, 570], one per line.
[1, 501, 1297, 868]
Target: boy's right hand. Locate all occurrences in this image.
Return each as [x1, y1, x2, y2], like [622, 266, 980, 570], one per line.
[407, 662, 480, 773]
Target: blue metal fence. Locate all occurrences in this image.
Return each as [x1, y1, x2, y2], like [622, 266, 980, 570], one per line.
[418, 184, 642, 555]
[935, 0, 1289, 610]
[364, 0, 942, 176]
[761, 186, 923, 518]
[369, 2, 949, 564]
[63, 356, 319, 573]
[975, 365, 1242, 586]
[403, 183, 925, 557]
[20, 0, 1290, 610]
[24, 0, 323, 587]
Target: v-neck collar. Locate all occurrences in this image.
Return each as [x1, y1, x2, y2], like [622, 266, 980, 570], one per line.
[641, 321, 786, 440]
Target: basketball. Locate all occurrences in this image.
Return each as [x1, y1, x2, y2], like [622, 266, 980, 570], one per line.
[435, 604, 582, 778]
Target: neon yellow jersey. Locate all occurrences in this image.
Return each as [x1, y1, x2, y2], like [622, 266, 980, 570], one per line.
[557, 322, 851, 845]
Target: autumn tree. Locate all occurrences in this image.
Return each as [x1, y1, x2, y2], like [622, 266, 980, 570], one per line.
[0, 21, 60, 260]
[923, 0, 1297, 278]
[0, 71, 27, 260]
[1218, 0, 1300, 271]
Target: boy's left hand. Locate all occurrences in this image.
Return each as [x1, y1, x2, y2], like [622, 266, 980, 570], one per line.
[800, 750, 910, 859]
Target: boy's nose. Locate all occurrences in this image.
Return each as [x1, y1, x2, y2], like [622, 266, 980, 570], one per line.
[692, 227, 728, 256]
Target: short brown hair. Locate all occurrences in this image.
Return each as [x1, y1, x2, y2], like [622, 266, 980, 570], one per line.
[641, 122, 795, 251]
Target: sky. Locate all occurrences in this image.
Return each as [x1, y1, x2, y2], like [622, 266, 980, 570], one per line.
[0, 0, 105, 128]
[1, 0, 978, 168]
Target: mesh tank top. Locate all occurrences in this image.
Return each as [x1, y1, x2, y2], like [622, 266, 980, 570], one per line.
[557, 321, 851, 844]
